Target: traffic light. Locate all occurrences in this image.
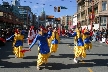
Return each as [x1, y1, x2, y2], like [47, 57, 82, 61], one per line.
[58, 6, 60, 12]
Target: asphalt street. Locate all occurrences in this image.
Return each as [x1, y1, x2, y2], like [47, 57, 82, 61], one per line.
[0, 37, 108, 72]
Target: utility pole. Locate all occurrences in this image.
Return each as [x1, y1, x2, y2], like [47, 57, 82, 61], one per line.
[85, 0, 89, 29]
[90, 0, 95, 31]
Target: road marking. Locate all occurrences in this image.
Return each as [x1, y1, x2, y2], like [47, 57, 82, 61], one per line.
[87, 68, 93, 72]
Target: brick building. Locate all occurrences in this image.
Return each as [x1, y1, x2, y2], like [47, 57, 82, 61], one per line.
[0, 2, 23, 29]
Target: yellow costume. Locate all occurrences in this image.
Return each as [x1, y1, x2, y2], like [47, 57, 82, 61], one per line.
[13, 34, 24, 58]
[7, 33, 24, 58]
[47, 30, 52, 47]
[50, 32, 60, 53]
[37, 47, 50, 66]
[48, 38, 51, 47]
[72, 28, 86, 63]
[13, 32, 18, 47]
[82, 29, 92, 50]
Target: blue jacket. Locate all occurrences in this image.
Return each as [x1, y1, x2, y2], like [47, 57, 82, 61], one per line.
[29, 33, 50, 54]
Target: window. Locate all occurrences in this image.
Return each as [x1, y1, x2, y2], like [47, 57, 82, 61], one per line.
[101, 17, 107, 26]
[102, 1, 107, 11]
[9, 15, 12, 19]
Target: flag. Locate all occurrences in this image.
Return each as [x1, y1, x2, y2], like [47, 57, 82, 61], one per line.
[20, 49, 30, 53]
[60, 6, 68, 9]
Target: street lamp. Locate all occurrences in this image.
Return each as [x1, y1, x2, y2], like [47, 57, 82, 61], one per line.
[36, 15, 39, 28]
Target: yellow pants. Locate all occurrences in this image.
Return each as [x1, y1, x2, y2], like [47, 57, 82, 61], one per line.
[74, 46, 86, 58]
[13, 46, 24, 58]
[84, 43, 92, 50]
[37, 53, 50, 66]
[50, 44, 58, 53]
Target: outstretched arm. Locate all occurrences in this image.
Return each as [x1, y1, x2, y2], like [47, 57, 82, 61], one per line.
[70, 32, 77, 37]
[29, 35, 38, 49]
[6, 35, 14, 41]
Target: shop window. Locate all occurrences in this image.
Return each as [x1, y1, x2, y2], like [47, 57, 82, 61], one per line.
[101, 17, 107, 26]
[102, 1, 107, 11]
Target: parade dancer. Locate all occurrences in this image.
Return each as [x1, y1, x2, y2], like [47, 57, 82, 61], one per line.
[82, 28, 92, 51]
[28, 27, 34, 45]
[28, 26, 50, 70]
[71, 27, 86, 63]
[6, 29, 24, 58]
[47, 26, 52, 47]
[31, 26, 36, 39]
[50, 28, 60, 53]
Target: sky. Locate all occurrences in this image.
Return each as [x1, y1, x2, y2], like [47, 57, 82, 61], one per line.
[0, 0, 77, 17]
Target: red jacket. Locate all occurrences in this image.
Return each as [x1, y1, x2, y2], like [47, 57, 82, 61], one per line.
[90, 31, 93, 36]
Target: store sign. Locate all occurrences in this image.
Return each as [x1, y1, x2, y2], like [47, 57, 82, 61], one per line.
[0, 12, 3, 16]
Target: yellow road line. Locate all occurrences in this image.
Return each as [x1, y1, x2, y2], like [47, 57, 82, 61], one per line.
[80, 60, 85, 63]
[87, 68, 93, 72]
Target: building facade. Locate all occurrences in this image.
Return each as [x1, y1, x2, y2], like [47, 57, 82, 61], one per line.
[45, 15, 61, 28]
[54, 18, 61, 27]
[61, 15, 73, 29]
[46, 15, 54, 27]
[0, 2, 23, 29]
[18, 6, 33, 28]
[77, 0, 108, 30]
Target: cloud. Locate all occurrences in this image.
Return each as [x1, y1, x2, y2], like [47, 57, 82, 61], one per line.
[32, 5, 39, 11]
[33, 5, 39, 8]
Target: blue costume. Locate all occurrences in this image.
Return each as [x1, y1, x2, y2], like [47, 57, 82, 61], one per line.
[71, 32, 84, 46]
[82, 30, 92, 50]
[29, 33, 50, 67]
[29, 33, 50, 54]
[47, 30, 52, 38]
